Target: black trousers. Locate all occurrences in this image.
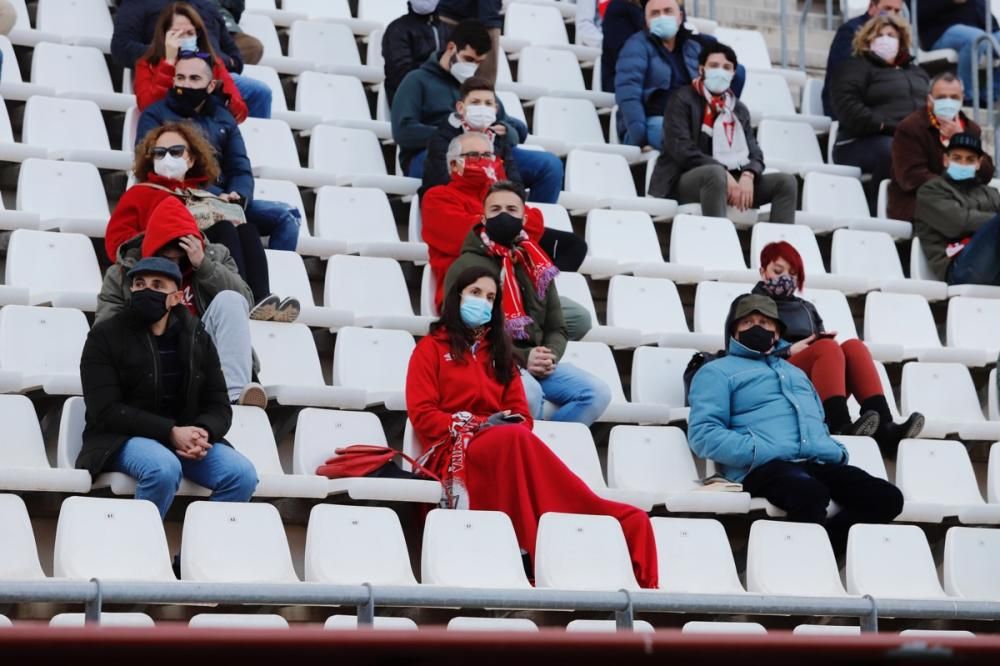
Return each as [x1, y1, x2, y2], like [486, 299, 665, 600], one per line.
[204, 221, 270, 303]
[742, 460, 904, 555]
[539, 228, 588, 273]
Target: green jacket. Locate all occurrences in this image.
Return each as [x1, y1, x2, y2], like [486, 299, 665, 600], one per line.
[914, 175, 1000, 280]
[443, 229, 568, 363]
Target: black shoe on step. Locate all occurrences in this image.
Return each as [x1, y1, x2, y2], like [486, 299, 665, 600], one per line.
[834, 410, 880, 437]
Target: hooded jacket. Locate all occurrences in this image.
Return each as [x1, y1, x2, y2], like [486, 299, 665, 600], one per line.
[421, 176, 544, 308]
[686, 294, 848, 482]
[97, 197, 253, 323]
[914, 174, 1000, 280]
[382, 6, 449, 105]
[443, 228, 567, 363]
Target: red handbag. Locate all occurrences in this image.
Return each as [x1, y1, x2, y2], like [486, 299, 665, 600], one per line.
[315, 444, 440, 481]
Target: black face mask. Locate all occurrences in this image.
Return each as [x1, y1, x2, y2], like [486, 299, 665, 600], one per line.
[168, 85, 209, 115]
[129, 288, 172, 324]
[484, 212, 524, 247]
[737, 325, 776, 354]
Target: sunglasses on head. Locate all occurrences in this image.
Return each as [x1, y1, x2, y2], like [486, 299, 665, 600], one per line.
[151, 145, 187, 159]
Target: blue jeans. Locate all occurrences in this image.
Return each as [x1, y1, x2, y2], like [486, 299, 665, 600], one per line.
[520, 362, 612, 426]
[245, 199, 301, 251]
[108, 437, 258, 518]
[947, 213, 1000, 286]
[405, 147, 565, 204]
[624, 116, 664, 151]
[933, 25, 1000, 102]
[231, 73, 273, 119]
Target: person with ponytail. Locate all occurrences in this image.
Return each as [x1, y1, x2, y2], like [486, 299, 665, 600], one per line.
[406, 265, 658, 588]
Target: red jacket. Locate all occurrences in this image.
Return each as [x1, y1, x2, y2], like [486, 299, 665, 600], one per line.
[421, 179, 544, 308]
[134, 57, 248, 123]
[405, 330, 533, 453]
[104, 172, 211, 261]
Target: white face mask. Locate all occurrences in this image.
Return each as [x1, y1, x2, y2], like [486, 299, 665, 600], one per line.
[153, 153, 189, 181]
[410, 0, 439, 14]
[463, 103, 496, 130]
[451, 59, 479, 83]
[870, 35, 900, 63]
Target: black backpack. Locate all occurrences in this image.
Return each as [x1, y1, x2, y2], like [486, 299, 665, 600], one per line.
[682, 350, 725, 406]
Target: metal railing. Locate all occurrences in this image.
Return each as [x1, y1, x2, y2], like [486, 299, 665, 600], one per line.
[3, 579, 1000, 631]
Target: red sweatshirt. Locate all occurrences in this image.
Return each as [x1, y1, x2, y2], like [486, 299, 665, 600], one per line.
[421, 179, 544, 308]
[134, 57, 249, 123]
[405, 330, 533, 453]
[140, 197, 207, 316]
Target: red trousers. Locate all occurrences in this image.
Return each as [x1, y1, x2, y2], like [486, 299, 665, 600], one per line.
[788, 338, 882, 402]
[465, 425, 659, 589]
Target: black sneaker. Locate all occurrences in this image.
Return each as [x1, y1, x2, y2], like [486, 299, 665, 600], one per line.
[836, 410, 880, 437]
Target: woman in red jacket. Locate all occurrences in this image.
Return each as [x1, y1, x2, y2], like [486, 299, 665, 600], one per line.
[406, 265, 658, 588]
[134, 1, 249, 123]
[106, 121, 297, 322]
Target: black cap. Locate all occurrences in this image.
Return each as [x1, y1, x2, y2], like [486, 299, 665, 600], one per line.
[126, 257, 182, 287]
[728, 294, 786, 337]
[948, 132, 983, 156]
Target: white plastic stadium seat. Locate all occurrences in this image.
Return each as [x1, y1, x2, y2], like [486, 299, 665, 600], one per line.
[189, 614, 289, 629]
[581, 210, 687, 280]
[0, 305, 87, 395]
[224, 405, 328, 499]
[21, 96, 131, 170]
[325, 256, 435, 335]
[609, 425, 751, 513]
[263, 250, 353, 328]
[293, 408, 442, 503]
[756, 120, 858, 178]
[899, 629, 976, 637]
[534, 512, 641, 590]
[241, 118, 339, 188]
[561, 150, 677, 220]
[864, 292, 989, 365]
[0, 615, 10, 626]
[629, 347, 695, 422]
[692, 281, 752, 344]
[331, 326, 414, 410]
[830, 229, 948, 300]
[305, 504, 417, 585]
[554, 272, 641, 348]
[714, 26, 804, 84]
[35, 0, 113, 53]
[911, 236, 1000, 299]
[0, 395, 90, 493]
[0, 91, 47, 162]
[517, 46, 613, 106]
[54, 496, 176, 580]
[240, 64, 319, 130]
[799, 172, 911, 239]
[607, 276, 717, 350]
[181, 501, 298, 582]
[287, 20, 382, 81]
[946, 297, 1000, 359]
[529, 96, 639, 161]
[650, 517, 746, 593]
[324, 615, 419, 630]
[31, 42, 133, 111]
[0, 493, 46, 579]
[793, 625, 861, 636]
[846, 523, 948, 598]
[669, 215, 757, 282]
[532, 420, 655, 510]
[746, 520, 848, 597]
[250, 321, 366, 408]
[6, 229, 101, 310]
[309, 126, 419, 196]
[682, 621, 767, 634]
[421, 508, 532, 588]
[50, 613, 155, 627]
[750, 222, 870, 295]
[357, 0, 408, 26]
[894, 439, 1000, 524]
[503, 2, 600, 61]
[16, 158, 111, 237]
[239, 13, 313, 75]
[283, 0, 382, 35]
[295, 71, 390, 139]
[991, 442, 1000, 502]
[943, 527, 1000, 600]
[565, 620, 655, 632]
[449, 617, 539, 631]
[741, 73, 830, 131]
[900, 363, 1000, 441]
[0, 35, 56, 100]
[313, 186, 426, 262]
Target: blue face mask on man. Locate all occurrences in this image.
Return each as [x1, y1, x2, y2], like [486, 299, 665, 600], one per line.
[460, 296, 493, 328]
[649, 15, 679, 40]
[946, 162, 977, 181]
[932, 97, 962, 122]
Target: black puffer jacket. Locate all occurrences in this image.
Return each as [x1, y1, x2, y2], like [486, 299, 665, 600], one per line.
[77, 306, 232, 477]
[382, 7, 449, 105]
[750, 282, 825, 344]
[831, 52, 929, 141]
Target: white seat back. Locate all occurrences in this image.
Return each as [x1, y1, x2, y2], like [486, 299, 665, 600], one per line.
[693, 281, 751, 334]
[714, 27, 774, 69]
[757, 119, 825, 164]
[241, 64, 289, 113]
[846, 523, 946, 597]
[864, 291, 942, 349]
[332, 326, 414, 394]
[0, 493, 45, 579]
[305, 504, 417, 585]
[831, 229, 905, 280]
[249, 321, 327, 387]
[241, 117, 301, 169]
[288, 19, 361, 67]
[6, 229, 102, 296]
[670, 215, 747, 270]
[803, 172, 870, 218]
[900, 363, 985, 424]
[799, 287, 859, 341]
[518, 46, 586, 91]
[310, 125, 389, 177]
[608, 276, 690, 334]
[293, 408, 387, 475]
[534, 512, 640, 590]
[630, 347, 693, 406]
[0, 305, 88, 379]
[566, 149, 636, 197]
[283, 0, 351, 19]
[189, 614, 289, 629]
[296, 71, 374, 121]
[22, 96, 112, 151]
[608, 425, 701, 492]
[0, 394, 53, 470]
[947, 297, 1000, 357]
[584, 209, 662, 264]
[505, 2, 571, 46]
[324, 255, 416, 317]
[314, 186, 401, 243]
[742, 73, 798, 117]
[533, 96, 605, 145]
[944, 526, 1000, 600]
[224, 405, 283, 475]
[532, 420, 608, 489]
[36, 0, 113, 42]
[31, 42, 115, 94]
[651, 517, 745, 593]
[17, 158, 110, 221]
[747, 520, 846, 596]
[896, 438, 987, 507]
[421, 508, 531, 588]
[264, 249, 317, 308]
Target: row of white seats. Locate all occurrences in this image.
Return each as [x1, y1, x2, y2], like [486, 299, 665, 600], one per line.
[5, 494, 998, 603]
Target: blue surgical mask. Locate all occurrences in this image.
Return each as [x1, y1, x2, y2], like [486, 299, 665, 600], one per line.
[179, 36, 198, 53]
[946, 162, 977, 181]
[649, 15, 679, 40]
[704, 67, 734, 94]
[932, 97, 962, 122]
[460, 296, 492, 328]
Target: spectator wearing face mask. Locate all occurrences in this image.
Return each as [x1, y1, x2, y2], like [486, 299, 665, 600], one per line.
[648, 42, 796, 223]
[831, 14, 929, 213]
[889, 72, 994, 222]
[391, 20, 564, 203]
[822, 0, 905, 119]
[914, 132, 1000, 286]
[435, 0, 502, 85]
[444, 182, 611, 426]
[751, 241, 924, 452]
[382, 0, 449, 106]
[614, 0, 746, 151]
[421, 134, 590, 340]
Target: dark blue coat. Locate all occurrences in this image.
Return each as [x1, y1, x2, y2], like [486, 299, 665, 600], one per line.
[136, 93, 255, 204]
[822, 13, 869, 118]
[600, 0, 646, 93]
[436, 0, 502, 28]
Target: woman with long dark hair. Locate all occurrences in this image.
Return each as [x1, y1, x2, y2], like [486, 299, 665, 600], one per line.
[406, 266, 658, 587]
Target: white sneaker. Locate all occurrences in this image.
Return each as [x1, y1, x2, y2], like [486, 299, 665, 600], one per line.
[236, 382, 268, 408]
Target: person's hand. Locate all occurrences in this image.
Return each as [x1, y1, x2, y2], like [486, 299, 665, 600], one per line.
[725, 172, 741, 207]
[527, 346, 556, 378]
[788, 334, 817, 357]
[490, 122, 507, 136]
[222, 191, 242, 203]
[178, 234, 205, 269]
[165, 29, 183, 64]
[736, 172, 754, 211]
[170, 426, 211, 460]
[938, 115, 963, 141]
[641, 144, 654, 153]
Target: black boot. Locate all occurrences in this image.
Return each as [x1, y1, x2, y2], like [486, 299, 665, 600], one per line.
[824, 396, 880, 436]
[862, 395, 925, 456]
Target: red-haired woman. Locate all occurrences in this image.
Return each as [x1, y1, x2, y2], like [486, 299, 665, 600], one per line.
[753, 241, 924, 453]
[406, 265, 658, 587]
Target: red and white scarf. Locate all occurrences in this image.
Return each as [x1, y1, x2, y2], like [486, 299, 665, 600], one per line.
[479, 229, 558, 340]
[694, 78, 750, 171]
[417, 411, 485, 509]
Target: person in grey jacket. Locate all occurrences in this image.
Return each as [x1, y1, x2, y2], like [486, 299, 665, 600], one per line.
[914, 132, 1000, 286]
[648, 42, 797, 222]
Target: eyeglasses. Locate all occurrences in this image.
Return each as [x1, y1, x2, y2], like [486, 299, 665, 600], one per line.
[459, 151, 496, 162]
[151, 145, 187, 159]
